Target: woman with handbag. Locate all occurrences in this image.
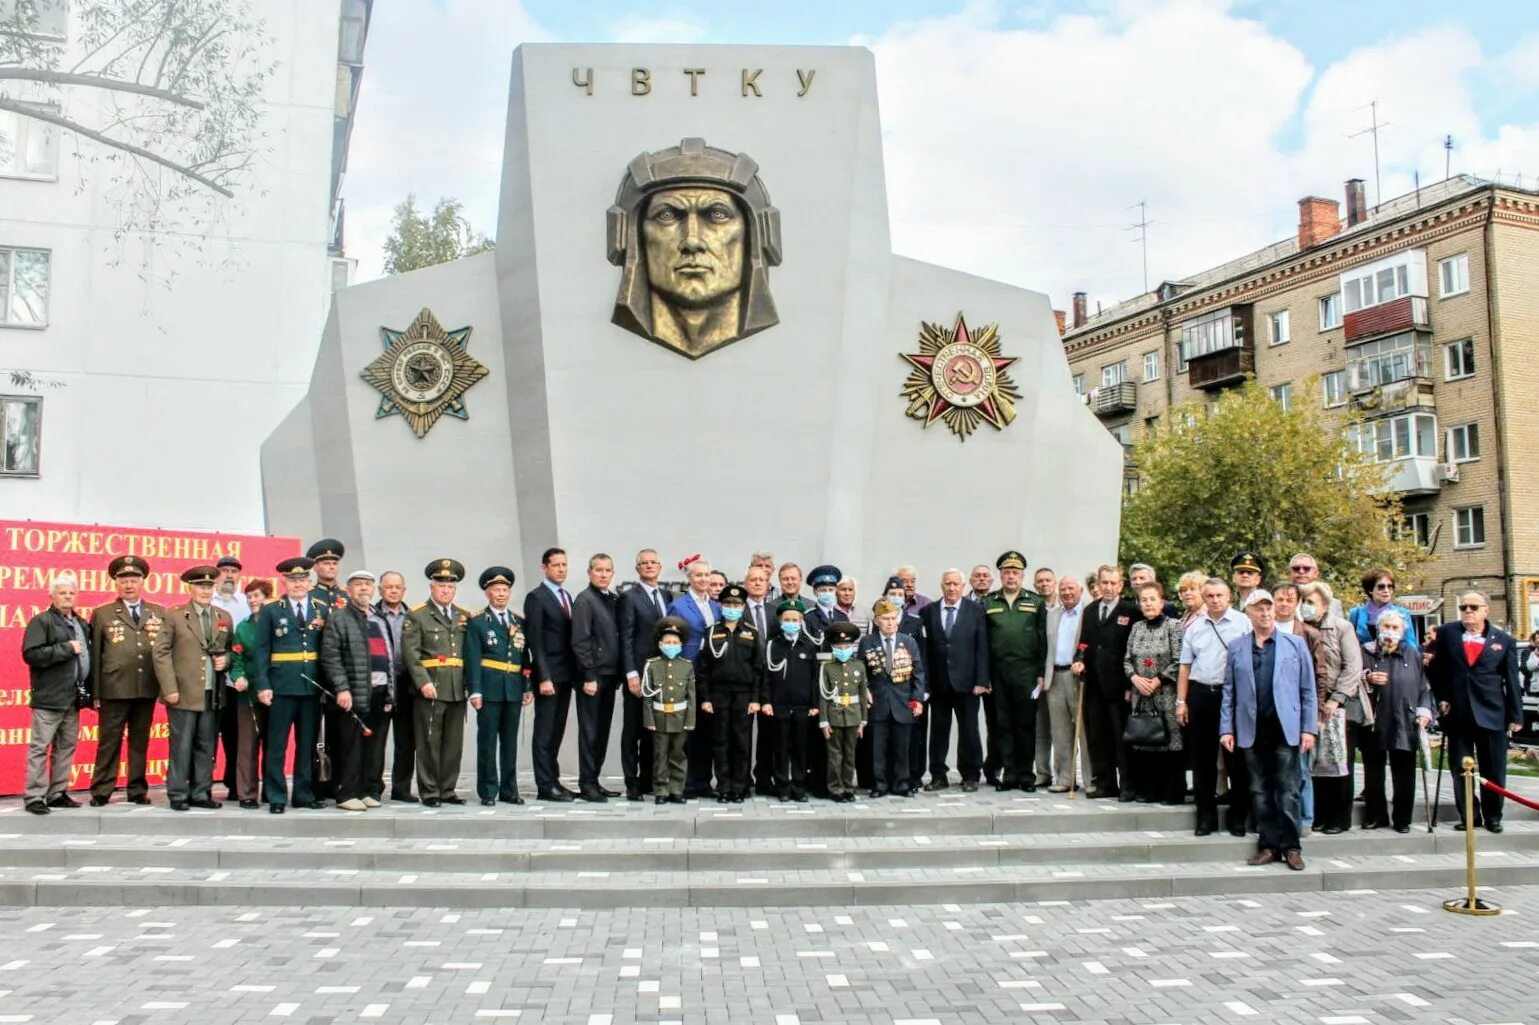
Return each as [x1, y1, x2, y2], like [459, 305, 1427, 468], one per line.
[1298, 581, 1364, 833]
[1122, 582, 1185, 804]
[1358, 609, 1434, 833]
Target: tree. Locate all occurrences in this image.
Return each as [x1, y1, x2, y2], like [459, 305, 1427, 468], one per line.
[382, 195, 494, 275]
[1118, 379, 1424, 597]
[0, 0, 275, 238]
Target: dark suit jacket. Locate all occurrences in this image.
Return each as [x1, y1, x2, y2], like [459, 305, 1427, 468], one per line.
[920, 599, 989, 694]
[1428, 622, 1522, 731]
[571, 585, 621, 681]
[805, 605, 850, 649]
[522, 582, 577, 685]
[858, 632, 925, 722]
[618, 581, 671, 679]
[1081, 598, 1141, 700]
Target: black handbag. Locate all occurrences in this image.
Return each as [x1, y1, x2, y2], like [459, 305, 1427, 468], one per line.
[1123, 696, 1169, 747]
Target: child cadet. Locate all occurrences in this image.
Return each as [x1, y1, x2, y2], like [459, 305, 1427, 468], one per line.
[642, 617, 696, 804]
[819, 620, 869, 802]
[859, 598, 926, 797]
[697, 584, 765, 803]
[763, 597, 821, 802]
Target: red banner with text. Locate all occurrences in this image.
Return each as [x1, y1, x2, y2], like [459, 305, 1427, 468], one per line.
[0, 520, 300, 796]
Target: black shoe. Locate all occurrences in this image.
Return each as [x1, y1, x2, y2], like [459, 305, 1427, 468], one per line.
[499, 794, 525, 806]
[1195, 826, 1214, 837]
[269, 804, 285, 814]
[924, 779, 950, 792]
[1321, 826, 1345, 835]
[1487, 821, 1504, 834]
[625, 789, 643, 802]
[995, 780, 1016, 792]
[390, 791, 419, 804]
[422, 798, 441, 808]
[46, 794, 79, 809]
[1021, 784, 1038, 793]
[868, 789, 884, 799]
[655, 796, 668, 805]
[441, 794, 465, 805]
[597, 785, 621, 798]
[960, 781, 979, 793]
[558, 785, 581, 799]
[24, 801, 48, 815]
[300, 800, 326, 810]
[793, 792, 808, 803]
[1394, 825, 1411, 834]
[481, 798, 496, 807]
[538, 789, 574, 803]
[1354, 791, 1366, 803]
[188, 799, 221, 810]
[127, 794, 151, 805]
[579, 788, 608, 803]
[716, 793, 730, 804]
[1454, 821, 1467, 831]
[170, 800, 189, 812]
[1362, 820, 1389, 831]
[1118, 792, 1138, 803]
[239, 799, 259, 810]
[984, 775, 1000, 787]
[89, 795, 110, 807]
[667, 795, 686, 805]
[1227, 823, 1247, 837]
[896, 789, 916, 799]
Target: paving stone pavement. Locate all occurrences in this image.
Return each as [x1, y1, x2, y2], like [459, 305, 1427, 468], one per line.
[0, 887, 1532, 1024]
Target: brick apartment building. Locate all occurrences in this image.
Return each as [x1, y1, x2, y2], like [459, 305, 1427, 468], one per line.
[1062, 175, 1539, 636]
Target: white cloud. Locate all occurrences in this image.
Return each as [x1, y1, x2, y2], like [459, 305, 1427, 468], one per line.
[609, 14, 710, 44]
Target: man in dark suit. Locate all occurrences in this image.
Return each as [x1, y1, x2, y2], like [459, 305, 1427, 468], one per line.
[1427, 590, 1524, 832]
[1080, 563, 1140, 800]
[523, 547, 579, 801]
[617, 548, 667, 800]
[921, 569, 990, 792]
[571, 553, 622, 802]
[858, 599, 926, 797]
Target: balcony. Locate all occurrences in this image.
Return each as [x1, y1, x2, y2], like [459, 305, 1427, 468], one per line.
[1181, 304, 1255, 391]
[1188, 343, 1255, 390]
[1381, 456, 1441, 497]
[1351, 375, 1435, 418]
[1345, 295, 1430, 344]
[1092, 381, 1136, 417]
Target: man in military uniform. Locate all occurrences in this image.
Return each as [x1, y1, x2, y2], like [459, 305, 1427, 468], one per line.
[307, 539, 347, 800]
[642, 617, 696, 804]
[804, 564, 849, 647]
[697, 584, 765, 803]
[152, 566, 234, 811]
[403, 559, 470, 807]
[982, 550, 1047, 792]
[464, 566, 532, 806]
[819, 620, 869, 802]
[251, 557, 329, 813]
[88, 555, 166, 806]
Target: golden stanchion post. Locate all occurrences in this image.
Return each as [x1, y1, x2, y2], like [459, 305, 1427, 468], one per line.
[1443, 756, 1501, 915]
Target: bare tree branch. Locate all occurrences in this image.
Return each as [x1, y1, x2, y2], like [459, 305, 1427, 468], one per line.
[0, 68, 206, 108]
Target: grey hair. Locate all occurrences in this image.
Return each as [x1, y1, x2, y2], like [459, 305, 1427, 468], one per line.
[1202, 577, 1231, 593]
[940, 568, 964, 583]
[837, 576, 857, 588]
[1129, 562, 1156, 577]
[50, 572, 79, 593]
[1376, 609, 1407, 630]
[896, 564, 917, 576]
[1458, 590, 1490, 607]
[1299, 580, 1335, 605]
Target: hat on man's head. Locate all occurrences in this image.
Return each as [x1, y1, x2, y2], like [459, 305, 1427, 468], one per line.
[872, 598, 902, 618]
[109, 555, 149, 579]
[346, 569, 376, 585]
[826, 620, 860, 645]
[479, 566, 515, 589]
[1243, 589, 1274, 609]
[277, 556, 314, 578]
[307, 539, 345, 563]
[996, 550, 1028, 572]
[775, 597, 808, 620]
[426, 559, 465, 583]
[1231, 551, 1266, 576]
[180, 565, 218, 586]
[719, 583, 748, 605]
[216, 556, 242, 571]
[808, 564, 841, 589]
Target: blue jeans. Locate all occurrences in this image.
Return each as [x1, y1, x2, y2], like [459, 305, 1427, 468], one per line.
[1299, 755, 1314, 828]
[1244, 715, 1303, 854]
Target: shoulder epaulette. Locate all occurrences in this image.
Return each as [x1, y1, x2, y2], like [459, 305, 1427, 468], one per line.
[264, 598, 283, 608]
[410, 601, 429, 613]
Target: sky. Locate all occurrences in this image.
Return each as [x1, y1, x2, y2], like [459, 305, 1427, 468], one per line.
[341, 0, 1539, 314]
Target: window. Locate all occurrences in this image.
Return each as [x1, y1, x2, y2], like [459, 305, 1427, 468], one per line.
[1101, 360, 1128, 388]
[1072, 373, 1084, 397]
[1343, 262, 1411, 314]
[1108, 423, 1132, 449]
[1177, 347, 1189, 373]
[1178, 308, 1240, 363]
[339, 0, 368, 64]
[1404, 512, 1431, 549]
[1144, 414, 1160, 435]
[1268, 309, 1290, 345]
[1269, 382, 1293, 411]
[1347, 412, 1437, 463]
[1346, 332, 1430, 391]
[1444, 338, 1475, 380]
[1322, 370, 1346, 408]
[1454, 506, 1486, 549]
[1122, 476, 1140, 496]
[0, 102, 59, 180]
[1142, 350, 1160, 382]
[0, 247, 50, 327]
[1318, 293, 1342, 330]
[0, 0, 66, 39]
[0, 395, 41, 476]
[1447, 422, 1480, 463]
[1439, 253, 1469, 298]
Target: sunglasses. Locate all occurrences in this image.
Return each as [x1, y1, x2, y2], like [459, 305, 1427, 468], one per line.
[1289, 564, 1312, 572]
[1459, 604, 1484, 612]
[1372, 583, 1394, 591]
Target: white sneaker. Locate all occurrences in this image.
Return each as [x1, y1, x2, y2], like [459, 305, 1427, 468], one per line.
[338, 798, 367, 811]
[362, 796, 380, 808]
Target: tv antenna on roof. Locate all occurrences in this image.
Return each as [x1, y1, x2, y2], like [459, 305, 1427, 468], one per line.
[1348, 100, 1390, 206]
[1444, 134, 1454, 180]
[1124, 200, 1153, 293]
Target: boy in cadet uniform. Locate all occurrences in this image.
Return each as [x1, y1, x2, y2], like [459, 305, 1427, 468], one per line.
[764, 597, 821, 802]
[859, 598, 926, 798]
[464, 566, 533, 807]
[698, 584, 765, 803]
[643, 617, 696, 804]
[402, 559, 470, 807]
[819, 620, 869, 803]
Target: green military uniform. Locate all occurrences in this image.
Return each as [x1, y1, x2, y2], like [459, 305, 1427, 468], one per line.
[818, 651, 870, 800]
[642, 647, 696, 801]
[307, 539, 348, 801]
[251, 557, 330, 811]
[982, 551, 1048, 790]
[402, 559, 470, 805]
[88, 555, 167, 804]
[464, 566, 532, 804]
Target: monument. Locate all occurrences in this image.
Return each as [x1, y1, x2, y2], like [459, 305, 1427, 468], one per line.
[262, 44, 1122, 590]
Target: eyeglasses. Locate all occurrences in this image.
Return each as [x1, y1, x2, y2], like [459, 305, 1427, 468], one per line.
[1289, 565, 1312, 573]
[1459, 604, 1484, 612]
[1372, 583, 1394, 591]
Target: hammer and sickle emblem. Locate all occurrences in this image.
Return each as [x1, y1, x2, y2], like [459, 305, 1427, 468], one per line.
[947, 359, 980, 386]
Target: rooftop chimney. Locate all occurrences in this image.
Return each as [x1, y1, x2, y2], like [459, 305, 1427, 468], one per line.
[1345, 178, 1367, 227]
[1053, 309, 1066, 335]
[1297, 196, 1341, 249]
[1072, 291, 1088, 328]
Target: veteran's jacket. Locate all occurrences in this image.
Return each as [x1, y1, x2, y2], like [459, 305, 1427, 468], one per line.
[858, 632, 925, 723]
[464, 606, 531, 703]
[251, 595, 330, 698]
[641, 655, 696, 733]
[152, 601, 234, 712]
[90, 599, 168, 702]
[403, 601, 470, 702]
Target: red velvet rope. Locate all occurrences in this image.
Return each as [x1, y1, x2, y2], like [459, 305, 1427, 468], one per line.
[1478, 776, 1539, 812]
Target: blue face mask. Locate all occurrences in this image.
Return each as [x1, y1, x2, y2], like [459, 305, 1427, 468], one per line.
[659, 642, 682, 659]
[832, 645, 855, 663]
[815, 590, 836, 608]
[721, 606, 743, 622]
[781, 621, 802, 638]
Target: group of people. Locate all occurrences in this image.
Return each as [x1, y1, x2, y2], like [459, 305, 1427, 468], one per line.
[18, 543, 1525, 869]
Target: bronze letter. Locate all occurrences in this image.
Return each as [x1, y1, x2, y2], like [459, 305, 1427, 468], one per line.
[683, 68, 705, 96]
[632, 67, 651, 96]
[572, 67, 593, 95]
[796, 68, 816, 97]
[741, 68, 762, 97]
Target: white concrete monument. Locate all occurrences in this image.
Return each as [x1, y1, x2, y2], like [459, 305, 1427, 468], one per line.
[263, 44, 1121, 591]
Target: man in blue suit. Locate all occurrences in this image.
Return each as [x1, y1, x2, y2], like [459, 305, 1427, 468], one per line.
[1221, 589, 1317, 871]
[668, 559, 722, 796]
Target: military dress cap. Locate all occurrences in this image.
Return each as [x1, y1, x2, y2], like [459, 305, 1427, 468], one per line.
[346, 569, 377, 585]
[479, 566, 515, 589]
[1243, 588, 1274, 608]
[775, 597, 809, 619]
[276, 556, 314, 578]
[996, 550, 1028, 571]
[108, 555, 149, 578]
[808, 564, 842, 589]
[216, 555, 242, 570]
[1231, 551, 1266, 576]
[180, 565, 218, 586]
[426, 558, 465, 583]
[307, 538, 345, 562]
[654, 615, 688, 643]
[826, 620, 860, 644]
[719, 583, 748, 605]
[872, 597, 903, 618]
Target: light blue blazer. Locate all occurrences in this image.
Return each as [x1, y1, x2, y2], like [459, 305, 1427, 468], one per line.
[1220, 630, 1318, 748]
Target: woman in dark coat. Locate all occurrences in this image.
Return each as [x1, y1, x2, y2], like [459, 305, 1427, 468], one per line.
[1359, 609, 1435, 833]
[1122, 583, 1184, 804]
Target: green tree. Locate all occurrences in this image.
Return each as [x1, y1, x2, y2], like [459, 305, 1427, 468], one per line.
[1119, 379, 1424, 597]
[381, 195, 493, 275]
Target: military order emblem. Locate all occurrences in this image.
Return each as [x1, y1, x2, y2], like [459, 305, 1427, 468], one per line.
[900, 313, 1020, 438]
[361, 308, 489, 438]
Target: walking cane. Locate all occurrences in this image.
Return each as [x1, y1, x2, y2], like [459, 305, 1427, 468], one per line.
[300, 673, 374, 737]
[1068, 680, 1084, 801]
[1431, 716, 1446, 829]
[1416, 719, 1435, 833]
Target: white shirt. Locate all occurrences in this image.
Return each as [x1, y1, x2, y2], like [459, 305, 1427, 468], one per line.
[693, 593, 715, 627]
[213, 591, 249, 626]
[1276, 619, 1298, 635]
[1179, 608, 1252, 683]
[1053, 603, 1082, 666]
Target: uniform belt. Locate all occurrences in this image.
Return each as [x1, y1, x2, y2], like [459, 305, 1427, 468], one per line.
[479, 659, 518, 673]
[269, 651, 317, 663]
[1191, 680, 1222, 688]
[652, 700, 689, 713]
[1052, 664, 1073, 671]
[421, 657, 465, 668]
[836, 694, 854, 706]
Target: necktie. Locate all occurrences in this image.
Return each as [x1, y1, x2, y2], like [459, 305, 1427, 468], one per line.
[198, 606, 211, 644]
[559, 589, 571, 618]
[944, 604, 955, 635]
[295, 601, 305, 622]
[1100, 602, 1110, 623]
[652, 588, 666, 617]
[497, 611, 507, 628]
[755, 603, 766, 634]
[129, 604, 140, 626]
[885, 637, 895, 668]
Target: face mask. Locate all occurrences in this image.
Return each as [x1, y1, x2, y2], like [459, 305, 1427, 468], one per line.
[887, 595, 905, 608]
[659, 642, 682, 659]
[832, 646, 855, 663]
[815, 591, 836, 608]
[721, 606, 743, 622]
[781, 621, 802, 638]
[1299, 604, 1318, 623]
[1379, 630, 1402, 646]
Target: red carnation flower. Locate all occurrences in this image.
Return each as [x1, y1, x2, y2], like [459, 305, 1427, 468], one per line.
[1077, 643, 1088, 652]
[1141, 658, 1154, 668]
[437, 655, 447, 664]
[231, 644, 244, 655]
